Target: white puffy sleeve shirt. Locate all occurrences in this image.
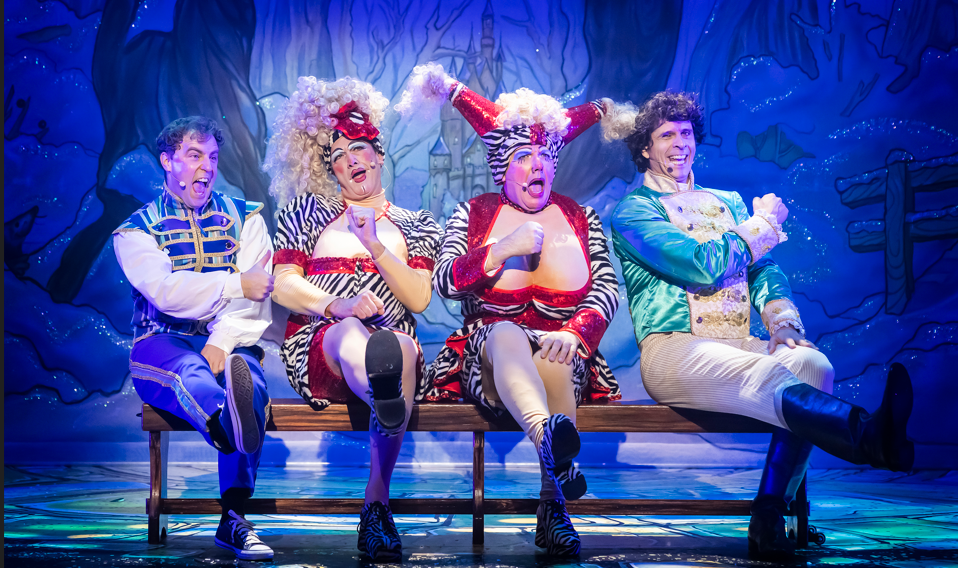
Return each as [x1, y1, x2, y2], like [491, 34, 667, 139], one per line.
[113, 213, 273, 354]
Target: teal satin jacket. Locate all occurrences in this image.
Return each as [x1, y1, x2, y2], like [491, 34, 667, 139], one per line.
[611, 181, 798, 345]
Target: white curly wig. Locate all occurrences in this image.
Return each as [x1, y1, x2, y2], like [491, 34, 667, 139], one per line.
[598, 98, 640, 142]
[494, 88, 570, 136]
[397, 64, 570, 135]
[394, 62, 458, 118]
[263, 76, 390, 208]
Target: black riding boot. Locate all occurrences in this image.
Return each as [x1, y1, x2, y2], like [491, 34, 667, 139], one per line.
[781, 363, 914, 472]
[748, 427, 813, 559]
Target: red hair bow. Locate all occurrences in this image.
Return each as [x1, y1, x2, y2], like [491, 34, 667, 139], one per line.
[329, 101, 380, 140]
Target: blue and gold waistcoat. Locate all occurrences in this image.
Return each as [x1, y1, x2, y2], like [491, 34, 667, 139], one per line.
[114, 189, 264, 342]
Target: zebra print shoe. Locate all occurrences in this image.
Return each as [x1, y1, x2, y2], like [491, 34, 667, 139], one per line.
[539, 414, 587, 500]
[535, 499, 581, 556]
[357, 501, 402, 561]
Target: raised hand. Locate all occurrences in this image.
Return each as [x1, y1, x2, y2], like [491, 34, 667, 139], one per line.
[327, 290, 386, 320]
[752, 193, 789, 225]
[345, 205, 385, 258]
[241, 251, 274, 301]
[489, 221, 544, 269]
[538, 330, 580, 365]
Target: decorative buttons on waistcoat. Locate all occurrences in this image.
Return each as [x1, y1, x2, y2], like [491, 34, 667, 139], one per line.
[225, 242, 234, 250]
[677, 206, 683, 213]
[741, 295, 748, 302]
[696, 317, 703, 323]
[155, 224, 164, 231]
[688, 223, 694, 231]
[719, 206, 725, 213]
[220, 218, 229, 226]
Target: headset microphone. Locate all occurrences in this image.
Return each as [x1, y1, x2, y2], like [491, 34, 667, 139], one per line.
[169, 172, 188, 189]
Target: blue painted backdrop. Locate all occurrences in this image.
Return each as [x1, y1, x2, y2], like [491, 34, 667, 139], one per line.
[5, 0, 958, 468]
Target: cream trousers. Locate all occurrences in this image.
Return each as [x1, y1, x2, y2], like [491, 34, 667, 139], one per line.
[640, 332, 835, 429]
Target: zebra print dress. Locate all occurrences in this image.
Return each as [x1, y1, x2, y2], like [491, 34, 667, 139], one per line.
[273, 193, 441, 411]
[421, 192, 621, 414]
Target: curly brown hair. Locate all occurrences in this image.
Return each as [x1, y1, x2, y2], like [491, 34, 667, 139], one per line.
[624, 92, 704, 173]
[156, 116, 224, 157]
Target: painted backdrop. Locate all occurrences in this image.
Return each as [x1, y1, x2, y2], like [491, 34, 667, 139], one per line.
[5, 0, 958, 468]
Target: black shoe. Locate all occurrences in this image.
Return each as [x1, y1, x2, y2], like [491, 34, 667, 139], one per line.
[747, 427, 813, 559]
[782, 363, 914, 471]
[539, 414, 587, 500]
[358, 501, 402, 561]
[214, 510, 273, 560]
[535, 499, 580, 556]
[748, 503, 793, 560]
[365, 330, 406, 437]
[224, 355, 260, 454]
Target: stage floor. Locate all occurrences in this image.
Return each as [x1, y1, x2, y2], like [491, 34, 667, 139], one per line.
[4, 464, 957, 567]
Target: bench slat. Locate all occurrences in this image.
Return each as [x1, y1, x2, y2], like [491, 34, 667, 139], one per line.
[155, 497, 754, 516]
[142, 400, 774, 434]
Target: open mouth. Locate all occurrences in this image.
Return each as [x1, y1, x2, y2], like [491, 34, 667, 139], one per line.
[351, 168, 367, 183]
[527, 178, 545, 197]
[192, 177, 210, 192]
[668, 155, 689, 167]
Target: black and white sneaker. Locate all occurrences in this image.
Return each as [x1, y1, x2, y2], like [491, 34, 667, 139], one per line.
[214, 510, 273, 560]
[365, 330, 406, 437]
[357, 501, 402, 561]
[539, 414, 587, 500]
[535, 499, 581, 556]
[224, 354, 260, 454]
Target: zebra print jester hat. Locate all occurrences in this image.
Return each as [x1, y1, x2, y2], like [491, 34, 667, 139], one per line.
[396, 63, 607, 185]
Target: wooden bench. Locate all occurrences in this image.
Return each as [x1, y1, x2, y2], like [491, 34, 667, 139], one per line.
[142, 399, 811, 547]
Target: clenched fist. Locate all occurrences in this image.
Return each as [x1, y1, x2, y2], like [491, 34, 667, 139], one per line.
[241, 252, 274, 301]
[488, 221, 544, 270]
[752, 193, 789, 225]
[327, 290, 385, 320]
[345, 205, 385, 258]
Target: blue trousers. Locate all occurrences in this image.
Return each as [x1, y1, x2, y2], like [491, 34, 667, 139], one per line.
[130, 334, 269, 496]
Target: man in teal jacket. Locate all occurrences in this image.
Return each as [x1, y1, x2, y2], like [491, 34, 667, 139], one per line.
[606, 92, 914, 559]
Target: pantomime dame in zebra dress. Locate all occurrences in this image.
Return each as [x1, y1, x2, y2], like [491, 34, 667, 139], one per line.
[605, 92, 915, 560]
[397, 64, 621, 556]
[263, 78, 441, 561]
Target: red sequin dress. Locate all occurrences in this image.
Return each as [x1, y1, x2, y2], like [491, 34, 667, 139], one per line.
[422, 192, 621, 413]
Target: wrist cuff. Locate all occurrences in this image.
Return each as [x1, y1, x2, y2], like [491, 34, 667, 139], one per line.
[762, 298, 805, 337]
[731, 211, 787, 264]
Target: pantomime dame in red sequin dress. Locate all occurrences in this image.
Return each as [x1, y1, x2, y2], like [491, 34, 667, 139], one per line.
[396, 63, 621, 556]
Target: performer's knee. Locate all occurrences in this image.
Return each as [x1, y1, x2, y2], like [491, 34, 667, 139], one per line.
[396, 334, 420, 378]
[790, 346, 835, 393]
[336, 316, 370, 337]
[485, 322, 530, 353]
[325, 318, 371, 355]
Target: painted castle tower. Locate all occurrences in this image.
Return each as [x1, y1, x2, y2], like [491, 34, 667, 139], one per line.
[423, 0, 505, 223]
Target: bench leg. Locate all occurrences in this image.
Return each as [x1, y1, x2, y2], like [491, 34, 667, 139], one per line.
[795, 474, 809, 548]
[148, 430, 169, 544]
[472, 431, 484, 546]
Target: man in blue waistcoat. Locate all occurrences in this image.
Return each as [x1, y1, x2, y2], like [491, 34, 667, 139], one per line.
[113, 116, 275, 560]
